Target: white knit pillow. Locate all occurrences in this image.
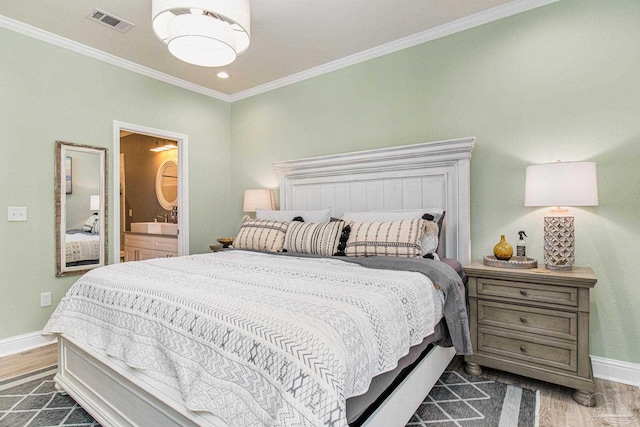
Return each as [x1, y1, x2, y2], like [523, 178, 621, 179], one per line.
[233, 219, 289, 253]
[256, 208, 331, 223]
[345, 218, 427, 257]
[283, 221, 345, 256]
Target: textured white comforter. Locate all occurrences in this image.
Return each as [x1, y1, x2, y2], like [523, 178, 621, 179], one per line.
[45, 250, 443, 427]
[65, 232, 100, 263]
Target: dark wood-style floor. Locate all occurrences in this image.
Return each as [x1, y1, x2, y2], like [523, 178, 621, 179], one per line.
[1, 344, 639, 426]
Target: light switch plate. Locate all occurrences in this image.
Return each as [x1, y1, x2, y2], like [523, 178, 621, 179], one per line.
[8, 206, 27, 221]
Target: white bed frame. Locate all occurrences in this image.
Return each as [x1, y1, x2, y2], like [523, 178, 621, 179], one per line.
[54, 137, 475, 427]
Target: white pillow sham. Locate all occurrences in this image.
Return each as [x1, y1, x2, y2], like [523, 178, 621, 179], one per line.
[256, 208, 331, 223]
[341, 208, 444, 224]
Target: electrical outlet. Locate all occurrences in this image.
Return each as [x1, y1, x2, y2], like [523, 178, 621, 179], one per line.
[8, 206, 27, 221]
[40, 292, 51, 307]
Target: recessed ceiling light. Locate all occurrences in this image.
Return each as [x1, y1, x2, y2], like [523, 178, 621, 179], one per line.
[217, 71, 230, 79]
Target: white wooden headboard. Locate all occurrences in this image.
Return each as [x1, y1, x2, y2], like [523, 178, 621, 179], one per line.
[273, 137, 475, 265]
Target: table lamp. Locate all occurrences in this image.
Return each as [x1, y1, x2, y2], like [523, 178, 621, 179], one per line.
[90, 195, 100, 212]
[242, 189, 275, 222]
[525, 161, 598, 270]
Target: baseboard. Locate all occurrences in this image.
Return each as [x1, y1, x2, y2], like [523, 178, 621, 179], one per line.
[592, 355, 640, 388]
[0, 331, 57, 358]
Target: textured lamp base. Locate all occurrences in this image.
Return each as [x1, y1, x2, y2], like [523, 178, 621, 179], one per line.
[544, 214, 574, 270]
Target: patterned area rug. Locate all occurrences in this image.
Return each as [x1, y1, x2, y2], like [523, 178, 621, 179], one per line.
[0, 368, 537, 427]
[406, 370, 539, 426]
[0, 369, 99, 427]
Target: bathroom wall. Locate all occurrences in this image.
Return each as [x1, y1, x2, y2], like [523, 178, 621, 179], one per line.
[121, 133, 178, 232]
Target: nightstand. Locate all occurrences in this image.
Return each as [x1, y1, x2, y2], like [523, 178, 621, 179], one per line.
[463, 260, 597, 406]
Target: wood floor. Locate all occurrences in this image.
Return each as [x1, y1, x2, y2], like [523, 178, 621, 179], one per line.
[0, 343, 57, 382]
[1, 344, 639, 426]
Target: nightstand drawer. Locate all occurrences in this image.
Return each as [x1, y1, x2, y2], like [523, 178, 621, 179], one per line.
[478, 300, 577, 341]
[478, 327, 577, 372]
[477, 277, 578, 308]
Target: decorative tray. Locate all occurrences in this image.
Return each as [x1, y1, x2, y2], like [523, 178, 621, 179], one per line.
[483, 255, 538, 269]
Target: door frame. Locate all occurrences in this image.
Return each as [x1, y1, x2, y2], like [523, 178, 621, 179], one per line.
[112, 121, 189, 262]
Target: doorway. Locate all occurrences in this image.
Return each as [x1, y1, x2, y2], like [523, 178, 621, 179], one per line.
[112, 121, 189, 263]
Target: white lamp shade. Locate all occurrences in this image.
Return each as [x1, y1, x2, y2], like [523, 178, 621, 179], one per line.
[243, 189, 275, 212]
[90, 195, 100, 211]
[525, 161, 598, 207]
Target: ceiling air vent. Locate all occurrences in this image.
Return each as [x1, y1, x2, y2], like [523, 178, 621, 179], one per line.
[88, 8, 134, 33]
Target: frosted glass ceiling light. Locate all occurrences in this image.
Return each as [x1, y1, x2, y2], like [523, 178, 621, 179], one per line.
[152, 0, 250, 67]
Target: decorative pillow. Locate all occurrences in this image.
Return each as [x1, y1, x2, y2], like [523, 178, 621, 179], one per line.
[283, 221, 346, 256]
[345, 218, 427, 257]
[81, 213, 100, 233]
[233, 219, 289, 253]
[421, 220, 439, 254]
[341, 209, 445, 256]
[256, 208, 331, 223]
[341, 208, 444, 224]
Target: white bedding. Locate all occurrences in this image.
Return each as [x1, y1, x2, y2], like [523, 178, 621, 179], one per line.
[45, 250, 443, 427]
[65, 232, 100, 263]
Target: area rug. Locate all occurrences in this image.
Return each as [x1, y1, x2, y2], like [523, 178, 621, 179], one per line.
[0, 368, 538, 427]
[406, 370, 539, 427]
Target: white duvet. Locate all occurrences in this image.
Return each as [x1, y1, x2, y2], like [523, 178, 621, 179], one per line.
[65, 232, 100, 263]
[45, 250, 443, 427]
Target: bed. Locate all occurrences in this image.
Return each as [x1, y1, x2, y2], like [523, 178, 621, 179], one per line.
[65, 231, 101, 266]
[45, 136, 476, 427]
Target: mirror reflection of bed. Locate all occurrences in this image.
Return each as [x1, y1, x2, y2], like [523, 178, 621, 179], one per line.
[55, 141, 107, 277]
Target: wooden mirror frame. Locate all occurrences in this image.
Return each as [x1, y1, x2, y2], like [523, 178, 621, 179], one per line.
[55, 141, 108, 276]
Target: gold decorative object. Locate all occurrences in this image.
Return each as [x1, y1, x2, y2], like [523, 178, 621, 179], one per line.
[493, 235, 513, 261]
[209, 244, 223, 252]
[217, 237, 234, 248]
[483, 256, 538, 269]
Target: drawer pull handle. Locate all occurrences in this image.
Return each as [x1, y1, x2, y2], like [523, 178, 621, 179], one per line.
[520, 345, 527, 353]
[520, 316, 527, 323]
[520, 289, 528, 296]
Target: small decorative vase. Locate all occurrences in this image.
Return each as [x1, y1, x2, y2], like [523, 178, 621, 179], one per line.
[493, 235, 513, 261]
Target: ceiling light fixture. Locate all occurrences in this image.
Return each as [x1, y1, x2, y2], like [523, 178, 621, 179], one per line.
[150, 139, 178, 152]
[217, 71, 230, 79]
[152, 0, 250, 68]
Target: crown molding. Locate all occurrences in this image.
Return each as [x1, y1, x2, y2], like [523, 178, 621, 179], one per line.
[0, 15, 231, 102]
[229, 0, 559, 101]
[1, 0, 558, 104]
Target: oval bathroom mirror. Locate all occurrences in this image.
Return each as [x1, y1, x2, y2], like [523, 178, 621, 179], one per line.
[155, 159, 178, 210]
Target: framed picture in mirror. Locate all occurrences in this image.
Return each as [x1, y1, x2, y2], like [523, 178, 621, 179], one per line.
[65, 156, 72, 194]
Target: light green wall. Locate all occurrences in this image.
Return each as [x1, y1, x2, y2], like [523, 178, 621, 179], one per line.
[2, 0, 639, 366]
[0, 27, 233, 339]
[230, 0, 640, 363]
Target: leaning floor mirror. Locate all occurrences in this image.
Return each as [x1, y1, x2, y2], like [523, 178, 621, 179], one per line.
[55, 141, 108, 276]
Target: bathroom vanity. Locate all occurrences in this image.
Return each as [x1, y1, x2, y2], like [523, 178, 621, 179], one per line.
[124, 233, 178, 261]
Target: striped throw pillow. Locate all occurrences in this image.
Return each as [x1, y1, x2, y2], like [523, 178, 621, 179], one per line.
[345, 218, 427, 257]
[283, 221, 345, 256]
[233, 219, 289, 252]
